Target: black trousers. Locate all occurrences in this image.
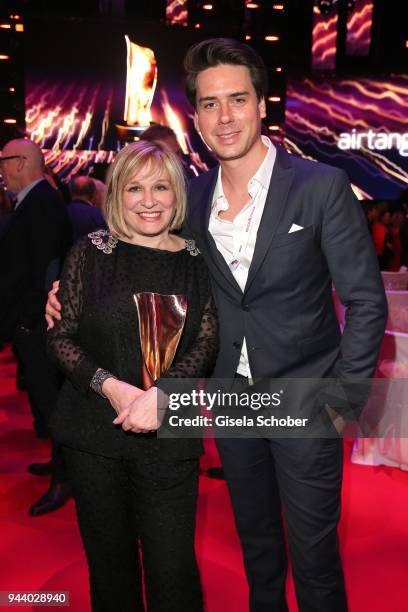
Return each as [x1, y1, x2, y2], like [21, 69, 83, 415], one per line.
[63, 447, 203, 612]
[13, 321, 66, 481]
[216, 435, 347, 612]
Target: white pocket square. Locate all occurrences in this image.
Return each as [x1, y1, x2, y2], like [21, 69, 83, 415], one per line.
[288, 223, 304, 234]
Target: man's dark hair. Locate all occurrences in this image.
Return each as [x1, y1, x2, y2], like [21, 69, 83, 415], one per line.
[184, 38, 268, 108]
[141, 124, 177, 142]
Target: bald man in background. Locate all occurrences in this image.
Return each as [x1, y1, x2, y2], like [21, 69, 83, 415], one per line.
[0, 139, 72, 516]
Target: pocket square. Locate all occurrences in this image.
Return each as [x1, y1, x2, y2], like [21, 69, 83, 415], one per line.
[288, 223, 304, 234]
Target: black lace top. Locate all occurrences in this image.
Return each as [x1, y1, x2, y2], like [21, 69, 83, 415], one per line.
[47, 230, 218, 460]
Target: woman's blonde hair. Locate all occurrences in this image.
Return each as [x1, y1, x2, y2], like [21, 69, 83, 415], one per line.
[103, 140, 187, 238]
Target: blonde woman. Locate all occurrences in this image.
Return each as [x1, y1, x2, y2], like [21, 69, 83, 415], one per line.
[47, 141, 217, 612]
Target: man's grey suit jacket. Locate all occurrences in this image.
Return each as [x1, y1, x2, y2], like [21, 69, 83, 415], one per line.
[186, 144, 387, 415]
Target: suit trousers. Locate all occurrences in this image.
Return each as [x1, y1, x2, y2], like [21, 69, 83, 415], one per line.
[13, 321, 66, 482]
[62, 446, 202, 612]
[216, 433, 347, 612]
[13, 321, 61, 434]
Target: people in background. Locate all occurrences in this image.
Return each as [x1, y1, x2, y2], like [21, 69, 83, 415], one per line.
[140, 124, 199, 179]
[0, 138, 72, 516]
[0, 185, 13, 233]
[388, 206, 405, 271]
[372, 208, 393, 270]
[140, 124, 183, 157]
[400, 212, 408, 271]
[44, 165, 71, 203]
[364, 201, 379, 235]
[398, 188, 408, 271]
[67, 175, 106, 241]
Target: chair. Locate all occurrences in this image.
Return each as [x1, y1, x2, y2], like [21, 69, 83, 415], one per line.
[381, 271, 408, 290]
[352, 330, 408, 471]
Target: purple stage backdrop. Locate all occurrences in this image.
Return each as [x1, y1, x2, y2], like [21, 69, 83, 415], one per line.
[285, 74, 408, 199]
[24, 17, 216, 178]
[24, 17, 407, 199]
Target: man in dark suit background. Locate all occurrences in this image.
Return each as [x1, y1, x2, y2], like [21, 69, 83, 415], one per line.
[183, 39, 387, 611]
[0, 138, 72, 516]
[67, 175, 106, 241]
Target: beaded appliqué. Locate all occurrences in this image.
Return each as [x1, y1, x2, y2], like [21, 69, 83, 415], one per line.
[185, 239, 200, 256]
[88, 229, 118, 254]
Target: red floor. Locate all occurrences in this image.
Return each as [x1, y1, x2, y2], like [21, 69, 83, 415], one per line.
[1, 344, 407, 611]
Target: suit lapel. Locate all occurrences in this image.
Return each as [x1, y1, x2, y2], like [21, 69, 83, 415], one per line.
[244, 145, 294, 295]
[196, 168, 243, 294]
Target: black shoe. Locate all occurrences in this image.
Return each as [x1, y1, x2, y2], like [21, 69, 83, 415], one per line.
[27, 461, 53, 476]
[28, 482, 72, 517]
[206, 467, 225, 479]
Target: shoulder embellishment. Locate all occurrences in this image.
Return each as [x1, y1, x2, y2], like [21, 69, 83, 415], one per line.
[185, 239, 200, 256]
[88, 229, 118, 254]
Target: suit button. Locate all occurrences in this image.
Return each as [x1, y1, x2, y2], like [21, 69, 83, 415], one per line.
[243, 304, 250, 311]
[233, 341, 240, 349]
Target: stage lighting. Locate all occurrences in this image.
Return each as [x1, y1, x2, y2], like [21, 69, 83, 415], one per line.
[165, 0, 188, 26]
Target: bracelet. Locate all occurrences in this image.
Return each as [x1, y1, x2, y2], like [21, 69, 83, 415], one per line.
[90, 368, 117, 398]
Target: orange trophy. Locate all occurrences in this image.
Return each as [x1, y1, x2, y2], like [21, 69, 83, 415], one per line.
[134, 292, 188, 389]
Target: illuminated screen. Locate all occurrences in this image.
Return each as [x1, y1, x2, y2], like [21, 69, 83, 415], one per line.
[24, 18, 408, 199]
[285, 74, 408, 199]
[311, 0, 339, 71]
[24, 18, 215, 177]
[346, 0, 373, 57]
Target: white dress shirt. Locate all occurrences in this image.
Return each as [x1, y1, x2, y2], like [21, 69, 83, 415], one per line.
[209, 136, 276, 376]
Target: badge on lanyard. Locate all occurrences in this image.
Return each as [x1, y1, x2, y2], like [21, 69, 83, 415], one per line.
[229, 204, 256, 270]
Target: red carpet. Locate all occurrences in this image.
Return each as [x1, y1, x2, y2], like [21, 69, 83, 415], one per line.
[1, 345, 407, 611]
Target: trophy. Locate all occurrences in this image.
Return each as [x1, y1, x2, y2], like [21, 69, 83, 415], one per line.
[115, 36, 157, 143]
[134, 292, 188, 389]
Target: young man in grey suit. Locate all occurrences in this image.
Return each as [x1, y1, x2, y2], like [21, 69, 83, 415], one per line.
[47, 38, 387, 612]
[183, 39, 386, 612]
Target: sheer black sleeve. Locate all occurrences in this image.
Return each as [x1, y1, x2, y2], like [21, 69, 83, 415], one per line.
[47, 238, 100, 395]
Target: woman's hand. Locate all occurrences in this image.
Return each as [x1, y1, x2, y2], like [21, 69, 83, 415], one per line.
[45, 280, 62, 329]
[113, 387, 165, 433]
[102, 378, 144, 416]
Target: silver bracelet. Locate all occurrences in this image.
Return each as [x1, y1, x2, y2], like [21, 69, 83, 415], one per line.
[90, 368, 117, 398]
